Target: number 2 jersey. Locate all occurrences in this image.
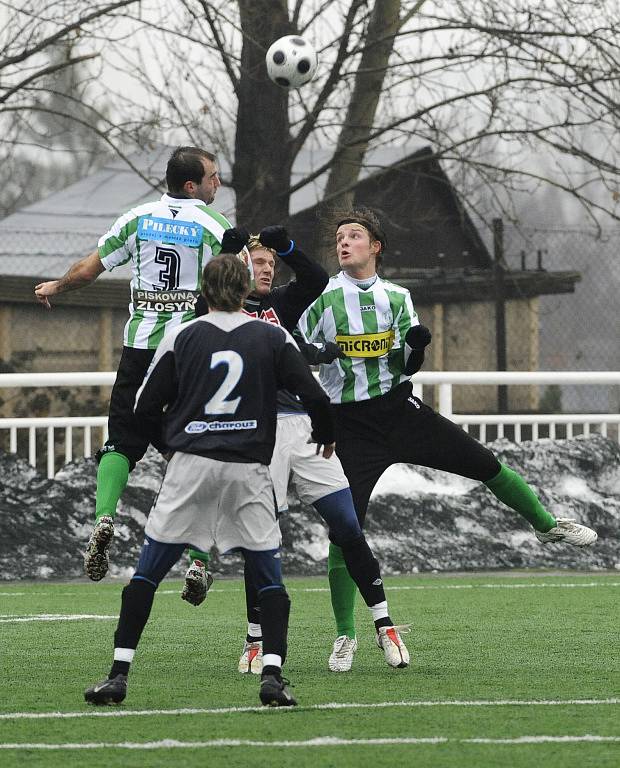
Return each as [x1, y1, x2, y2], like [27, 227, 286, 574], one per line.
[298, 271, 420, 404]
[134, 311, 334, 465]
[98, 193, 246, 349]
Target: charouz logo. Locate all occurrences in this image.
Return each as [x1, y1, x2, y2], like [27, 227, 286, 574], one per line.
[137, 216, 203, 246]
[185, 419, 258, 433]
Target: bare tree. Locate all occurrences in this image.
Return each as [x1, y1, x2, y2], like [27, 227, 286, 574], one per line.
[0, 0, 148, 213]
[2, 1, 619, 254]
[114, 0, 617, 262]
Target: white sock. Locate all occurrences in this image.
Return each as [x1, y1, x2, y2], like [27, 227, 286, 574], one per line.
[247, 622, 262, 639]
[370, 601, 389, 622]
[262, 653, 282, 670]
[114, 647, 135, 663]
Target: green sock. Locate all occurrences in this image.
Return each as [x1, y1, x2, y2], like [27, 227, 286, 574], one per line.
[485, 463, 556, 532]
[95, 452, 130, 521]
[188, 548, 211, 565]
[328, 543, 357, 639]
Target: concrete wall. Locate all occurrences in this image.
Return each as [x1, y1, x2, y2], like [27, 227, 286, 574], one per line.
[416, 297, 540, 412]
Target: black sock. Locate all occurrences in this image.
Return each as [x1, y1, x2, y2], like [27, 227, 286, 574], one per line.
[257, 588, 291, 664]
[109, 660, 130, 678]
[113, 579, 157, 650]
[339, 535, 386, 607]
[374, 616, 393, 632]
[261, 665, 282, 680]
[246, 634, 262, 643]
[243, 565, 261, 627]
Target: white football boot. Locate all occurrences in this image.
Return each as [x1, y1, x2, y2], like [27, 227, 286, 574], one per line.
[376, 625, 411, 668]
[328, 635, 358, 672]
[535, 518, 597, 547]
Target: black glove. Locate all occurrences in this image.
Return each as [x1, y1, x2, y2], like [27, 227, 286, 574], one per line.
[259, 225, 292, 254]
[296, 336, 346, 365]
[220, 226, 250, 254]
[314, 341, 346, 364]
[405, 324, 432, 350]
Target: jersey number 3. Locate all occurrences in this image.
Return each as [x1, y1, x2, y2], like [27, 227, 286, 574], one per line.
[204, 351, 243, 415]
[154, 246, 180, 290]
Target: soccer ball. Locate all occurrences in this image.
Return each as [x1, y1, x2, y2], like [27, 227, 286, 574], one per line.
[266, 35, 318, 89]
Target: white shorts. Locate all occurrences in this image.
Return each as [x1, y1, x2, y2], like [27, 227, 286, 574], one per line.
[145, 452, 280, 553]
[271, 413, 350, 512]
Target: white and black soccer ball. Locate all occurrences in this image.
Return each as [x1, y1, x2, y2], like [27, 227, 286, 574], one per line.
[266, 35, 318, 89]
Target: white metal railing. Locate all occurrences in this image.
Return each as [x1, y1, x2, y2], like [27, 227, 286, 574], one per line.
[0, 371, 618, 479]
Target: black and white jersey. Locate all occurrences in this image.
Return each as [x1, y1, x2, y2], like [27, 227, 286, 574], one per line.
[134, 311, 334, 465]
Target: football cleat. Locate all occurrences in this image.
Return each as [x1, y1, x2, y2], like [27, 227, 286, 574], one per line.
[328, 635, 358, 672]
[259, 674, 297, 707]
[535, 518, 598, 547]
[376, 625, 411, 668]
[238, 640, 263, 674]
[181, 559, 214, 606]
[84, 674, 127, 705]
[84, 515, 115, 581]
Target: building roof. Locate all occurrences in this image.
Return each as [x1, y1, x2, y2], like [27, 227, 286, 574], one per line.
[0, 143, 413, 281]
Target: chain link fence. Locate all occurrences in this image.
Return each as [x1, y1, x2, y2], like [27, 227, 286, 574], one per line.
[502, 225, 620, 415]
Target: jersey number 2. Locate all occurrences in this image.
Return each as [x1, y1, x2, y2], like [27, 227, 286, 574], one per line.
[204, 351, 243, 415]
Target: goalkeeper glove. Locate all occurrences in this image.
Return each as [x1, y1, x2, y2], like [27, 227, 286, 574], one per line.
[220, 226, 250, 254]
[259, 225, 293, 254]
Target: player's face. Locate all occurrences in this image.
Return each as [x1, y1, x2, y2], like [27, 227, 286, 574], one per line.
[190, 158, 221, 204]
[250, 248, 276, 296]
[336, 223, 380, 276]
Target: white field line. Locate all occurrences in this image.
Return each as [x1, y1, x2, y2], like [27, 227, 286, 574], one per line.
[1, 735, 619, 750]
[159, 581, 620, 595]
[0, 614, 115, 623]
[0, 582, 618, 599]
[2, 698, 618, 721]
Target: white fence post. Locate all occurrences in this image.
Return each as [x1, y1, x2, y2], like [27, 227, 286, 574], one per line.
[438, 383, 453, 417]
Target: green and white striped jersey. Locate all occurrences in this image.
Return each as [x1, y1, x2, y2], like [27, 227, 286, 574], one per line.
[98, 194, 241, 349]
[298, 271, 419, 404]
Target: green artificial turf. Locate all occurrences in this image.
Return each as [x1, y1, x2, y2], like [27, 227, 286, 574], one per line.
[1, 572, 618, 768]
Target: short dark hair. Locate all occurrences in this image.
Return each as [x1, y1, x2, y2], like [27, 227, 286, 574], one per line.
[166, 146, 216, 193]
[201, 254, 250, 311]
[336, 207, 387, 267]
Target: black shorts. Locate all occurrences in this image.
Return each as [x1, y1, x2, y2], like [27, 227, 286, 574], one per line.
[96, 346, 156, 470]
[333, 381, 501, 525]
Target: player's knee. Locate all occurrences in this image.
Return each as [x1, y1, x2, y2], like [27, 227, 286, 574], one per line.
[134, 536, 185, 585]
[313, 488, 362, 541]
[243, 548, 284, 592]
[336, 532, 370, 554]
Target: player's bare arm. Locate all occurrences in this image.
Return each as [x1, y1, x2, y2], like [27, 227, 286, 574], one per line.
[34, 250, 105, 309]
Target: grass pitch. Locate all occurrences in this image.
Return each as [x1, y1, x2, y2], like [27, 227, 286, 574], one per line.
[1, 572, 619, 768]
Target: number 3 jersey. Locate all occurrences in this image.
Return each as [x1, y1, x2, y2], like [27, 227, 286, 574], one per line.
[134, 311, 334, 465]
[98, 194, 247, 349]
